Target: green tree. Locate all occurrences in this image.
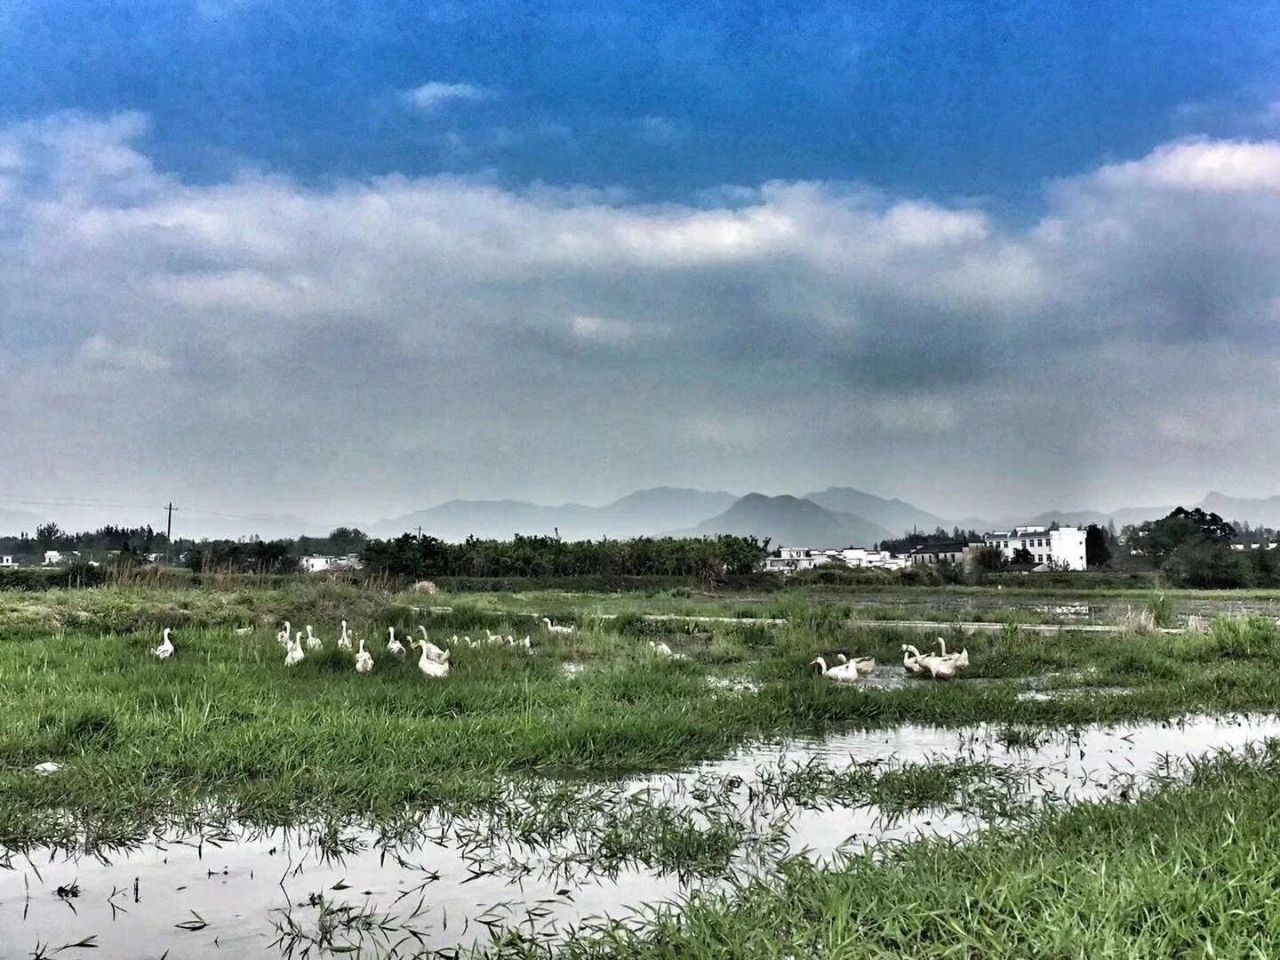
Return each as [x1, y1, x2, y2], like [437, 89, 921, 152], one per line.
[1085, 524, 1111, 567]
[973, 545, 1006, 571]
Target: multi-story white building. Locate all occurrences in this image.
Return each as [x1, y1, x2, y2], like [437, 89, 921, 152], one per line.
[983, 525, 1087, 571]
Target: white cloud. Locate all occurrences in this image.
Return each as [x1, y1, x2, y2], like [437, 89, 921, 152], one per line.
[403, 81, 497, 111]
[4, 112, 1280, 519]
[1095, 139, 1280, 193]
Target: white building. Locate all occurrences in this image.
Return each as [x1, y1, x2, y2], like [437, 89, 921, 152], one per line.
[42, 550, 65, 566]
[983, 525, 1087, 571]
[761, 547, 832, 575]
[301, 554, 365, 574]
[0, 556, 15, 568]
[762, 545, 908, 574]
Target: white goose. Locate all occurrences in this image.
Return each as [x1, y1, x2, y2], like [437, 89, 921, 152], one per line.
[354, 637, 374, 674]
[386, 627, 405, 657]
[277, 620, 292, 648]
[413, 639, 450, 678]
[305, 625, 322, 651]
[809, 655, 860, 684]
[541, 617, 575, 636]
[934, 637, 970, 670]
[152, 628, 175, 660]
[836, 653, 876, 673]
[902, 643, 957, 681]
[416, 626, 450, 663]
[337, 620, 353, 652]
[649, 640, 675, 657]
[285, 631, 306, 667]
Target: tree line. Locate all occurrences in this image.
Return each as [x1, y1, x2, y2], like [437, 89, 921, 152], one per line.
[360, 533, 770, 579]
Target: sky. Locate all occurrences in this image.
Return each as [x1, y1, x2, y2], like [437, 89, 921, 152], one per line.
[2, 0, 1280, 534]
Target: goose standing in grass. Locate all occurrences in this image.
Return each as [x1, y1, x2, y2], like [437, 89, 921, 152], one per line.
[234, 626, 253, 636]
[152, 628, 175, 660]
[413, 639, 450, 678]
[649, 640, 675, 657]
[305, 625, 322, 651]
[387, 627, 405, 657]
[809, 656, 860, 684]
[901, 645, 928, 676]
[355, 637, 374, 674]
[416, 626, 450, 663]
[277, 620, 292, 648]
[285, 631, 306, 667]
[338, 620, 353, 652]
[541, 617, 575, 636]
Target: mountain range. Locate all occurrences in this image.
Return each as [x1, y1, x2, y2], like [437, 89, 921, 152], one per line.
[372, 487, 738, 542]
[9, 488, 1280, 547]
[373, 488, 1280, 548]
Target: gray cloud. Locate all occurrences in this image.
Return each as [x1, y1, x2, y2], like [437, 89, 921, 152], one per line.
[2, 114, 1279, 528]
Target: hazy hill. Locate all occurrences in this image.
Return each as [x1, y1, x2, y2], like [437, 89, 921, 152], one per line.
[667, 493, 891, 548]
[804, 486, 951, 537]
[374, 487, 738, 541]
[1197, 492, 1280, 529]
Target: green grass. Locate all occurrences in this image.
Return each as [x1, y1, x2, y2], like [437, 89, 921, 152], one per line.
[501, 742, 1280, 959]
[4, 582, 1280, 853]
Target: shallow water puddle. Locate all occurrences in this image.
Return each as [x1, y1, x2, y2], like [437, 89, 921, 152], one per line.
[5, 713, 1278, 958]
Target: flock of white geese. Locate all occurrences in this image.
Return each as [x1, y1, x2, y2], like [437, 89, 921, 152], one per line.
[150, 616, 578, 680]
[150, 618, 969, 684]
[809, 638, 971, 684]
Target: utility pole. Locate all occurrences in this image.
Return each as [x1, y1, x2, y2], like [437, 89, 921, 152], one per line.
[165, 502, 178, 563]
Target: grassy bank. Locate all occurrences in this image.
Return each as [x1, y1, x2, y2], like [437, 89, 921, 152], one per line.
[4, 583, 1280, 850]
[522, 742, 1280, 959]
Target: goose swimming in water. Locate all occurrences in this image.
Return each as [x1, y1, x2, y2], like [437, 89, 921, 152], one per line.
[809, 655, 860, 684]
[934, 637, 970, 670]
[835, 653, 876, 673]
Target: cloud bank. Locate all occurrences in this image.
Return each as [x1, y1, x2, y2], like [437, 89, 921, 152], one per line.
[2, 114, 1278, 525]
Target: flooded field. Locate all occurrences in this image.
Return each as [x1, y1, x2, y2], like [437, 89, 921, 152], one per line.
[7, 713, 1277, 959]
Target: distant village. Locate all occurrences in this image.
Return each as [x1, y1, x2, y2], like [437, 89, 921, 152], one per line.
[762, 524, 1092, 575]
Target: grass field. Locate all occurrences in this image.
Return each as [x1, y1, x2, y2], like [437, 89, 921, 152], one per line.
[3, 580, 1280, 956]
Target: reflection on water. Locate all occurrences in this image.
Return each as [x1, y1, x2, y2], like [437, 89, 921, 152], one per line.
[5, 713, 1279, 958]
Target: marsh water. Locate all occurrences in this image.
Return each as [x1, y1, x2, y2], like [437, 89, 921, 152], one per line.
[5, 713, 1279, 959]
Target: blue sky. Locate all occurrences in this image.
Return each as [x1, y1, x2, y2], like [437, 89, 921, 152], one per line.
[5, 1, 1278, 207]
[2, 1, 1280, 533]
